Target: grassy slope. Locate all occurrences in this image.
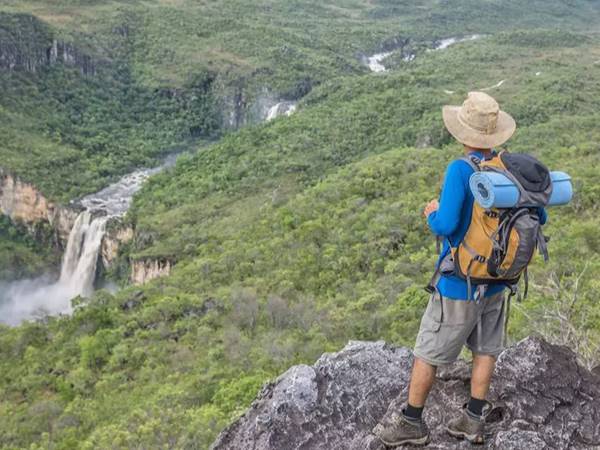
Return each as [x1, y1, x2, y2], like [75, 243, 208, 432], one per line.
[2, 22, 600, 449]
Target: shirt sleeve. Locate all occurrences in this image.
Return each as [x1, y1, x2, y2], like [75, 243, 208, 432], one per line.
[427, 160, 468, 237]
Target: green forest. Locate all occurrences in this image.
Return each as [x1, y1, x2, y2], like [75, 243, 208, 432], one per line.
[1, 1, 600, 448]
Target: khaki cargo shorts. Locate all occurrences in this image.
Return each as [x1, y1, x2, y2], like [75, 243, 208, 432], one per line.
[413, 291, 506, 366]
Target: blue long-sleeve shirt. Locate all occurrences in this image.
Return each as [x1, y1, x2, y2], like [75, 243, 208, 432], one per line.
[428, 151, 547, 300]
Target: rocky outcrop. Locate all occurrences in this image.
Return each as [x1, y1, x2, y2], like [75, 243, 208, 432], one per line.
[0, 169, 78, 247]
[0, 12, 97, 75]
[211, 337, 600, 450]
[131, 258, 173, 285]
[218, 83, 276, 129]
[214, 77, 307, 129]
[101, 221, 134, 269]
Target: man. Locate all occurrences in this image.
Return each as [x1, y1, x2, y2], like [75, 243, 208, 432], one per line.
[373, 92, 545, 446]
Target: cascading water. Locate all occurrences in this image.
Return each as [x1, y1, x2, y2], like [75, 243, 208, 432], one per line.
[59, 211, 108, 298]
[367, 51, 394, 72]
[365, 35, 483, 73]
[0, 165, 167, 326]
[266, 101, 297, 121]
[0, 212, 107, 325]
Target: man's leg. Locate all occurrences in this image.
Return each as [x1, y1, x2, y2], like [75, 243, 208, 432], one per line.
[446, 294, 505, 444]
[445, 353, 496, 444]
[407, 357, 437, 409]
[468, 353, 496, 416]
[407, 294, 469, 417]
[470, 353, 495, 400]
[371, 356, 434, 445]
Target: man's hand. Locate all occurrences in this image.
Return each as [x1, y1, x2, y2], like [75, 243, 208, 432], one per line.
[424, 199, 439, 218]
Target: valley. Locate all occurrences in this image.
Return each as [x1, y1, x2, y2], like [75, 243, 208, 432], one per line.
[1, 1, 600, 449]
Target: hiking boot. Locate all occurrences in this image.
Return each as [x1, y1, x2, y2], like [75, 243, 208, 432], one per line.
[446, 402, 493, 445]
[372, 410, 430, 447]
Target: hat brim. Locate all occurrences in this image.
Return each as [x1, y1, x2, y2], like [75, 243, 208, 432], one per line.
[442, 105, 516, 149]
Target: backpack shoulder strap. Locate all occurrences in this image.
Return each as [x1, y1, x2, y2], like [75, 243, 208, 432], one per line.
[460, 155, 482, 172]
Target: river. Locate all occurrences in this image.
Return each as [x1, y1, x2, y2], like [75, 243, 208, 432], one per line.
[366, 34, 483, 72]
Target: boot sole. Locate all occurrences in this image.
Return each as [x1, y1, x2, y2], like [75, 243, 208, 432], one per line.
[446, 427, 484, 445]
[378, 435, 430, 447]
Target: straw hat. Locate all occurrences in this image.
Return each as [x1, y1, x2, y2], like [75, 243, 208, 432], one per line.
[442, 91, 516, 149]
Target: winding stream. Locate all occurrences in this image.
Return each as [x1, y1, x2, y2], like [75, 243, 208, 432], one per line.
[431, 34, 482, 51]
[366, 35, 483, 73]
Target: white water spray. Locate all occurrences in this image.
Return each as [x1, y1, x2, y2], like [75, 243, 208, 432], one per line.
[367, 51, 394, 72]
[0, 212, 107, 325]
[266, 102, 297, 121]
[0, 165, 167, 325]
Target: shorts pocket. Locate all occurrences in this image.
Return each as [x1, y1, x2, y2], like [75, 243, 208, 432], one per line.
[421, 294, 443, 332]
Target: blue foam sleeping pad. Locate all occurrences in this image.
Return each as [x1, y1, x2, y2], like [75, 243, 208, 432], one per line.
[469, 171, 573, 209]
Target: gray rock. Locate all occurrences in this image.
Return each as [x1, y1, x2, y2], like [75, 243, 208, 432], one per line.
[211, 337, 600, 450]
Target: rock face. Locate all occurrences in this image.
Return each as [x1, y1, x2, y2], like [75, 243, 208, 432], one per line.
[131, 258, 173, 285]
[211, 337, 600, 450]
[0, 12, 97, 75]
[101, 222, 134, 269]
[215, 78, 307, 130]
[0, 169, 78, 246]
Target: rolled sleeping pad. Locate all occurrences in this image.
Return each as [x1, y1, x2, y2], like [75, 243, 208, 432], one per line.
[469, 172, 519, 209]
[469, 171, 573, 209]
[548, 171, 573, 206]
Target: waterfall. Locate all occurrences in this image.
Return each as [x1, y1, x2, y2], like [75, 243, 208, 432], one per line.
[266, 102, 297, 121]
[59, 211, 108, 297]
[367, 51, 393, 72]
[59, 211, 90, 282]
[0, 164, 170, 326]
[0, 211, 107, 325]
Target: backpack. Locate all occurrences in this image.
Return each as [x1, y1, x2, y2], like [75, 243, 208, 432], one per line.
[428, 150, 552, 300]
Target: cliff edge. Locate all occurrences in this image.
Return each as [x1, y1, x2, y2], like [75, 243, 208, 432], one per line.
[211, 337, 600, 450]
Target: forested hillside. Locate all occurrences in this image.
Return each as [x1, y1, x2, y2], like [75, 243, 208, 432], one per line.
[1, 1, 600, 449]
